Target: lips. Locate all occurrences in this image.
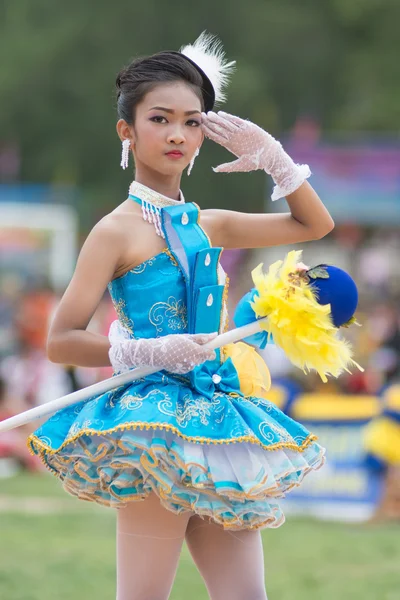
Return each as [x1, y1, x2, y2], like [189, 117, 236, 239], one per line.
[166, 151, 183, 157]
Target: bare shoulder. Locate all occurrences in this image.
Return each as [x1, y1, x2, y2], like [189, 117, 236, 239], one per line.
[48, 212, 128, 336]
[92, 210, 129, 240]
[98, 203, 169, 277]
[88, 208, 140, 255]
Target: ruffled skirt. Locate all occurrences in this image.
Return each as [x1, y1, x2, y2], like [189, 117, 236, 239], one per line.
[28, 372, 325, 530]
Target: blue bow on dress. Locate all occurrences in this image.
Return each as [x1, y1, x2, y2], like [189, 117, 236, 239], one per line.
[190, 357, 242, 400]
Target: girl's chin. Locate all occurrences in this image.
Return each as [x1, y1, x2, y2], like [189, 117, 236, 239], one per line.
[137, 157, 189, 176]
[152, 163, 188, 176]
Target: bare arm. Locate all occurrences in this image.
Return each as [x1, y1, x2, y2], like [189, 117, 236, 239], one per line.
[203, 181, 334, 249]
[47, 220, 124, 367]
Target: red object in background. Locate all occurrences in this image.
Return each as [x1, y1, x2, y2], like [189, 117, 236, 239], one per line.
[15, 290, 55, 351]
[345, 371, 369, 394]
[333, 223, 364, 249]
[345, 369, 384, 396]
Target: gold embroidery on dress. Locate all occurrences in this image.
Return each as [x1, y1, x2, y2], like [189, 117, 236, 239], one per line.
[110, 248, 180, 280]
[67, 419, 93, 440]
[259, 420, 293, 444]
[28, 424, 317, 456]
[149, 296, 188, 333]
[120, 395, 144, 410]
[131, 256, 158, 274]
[113, 299, 134, 335]
[164, 248, 178, 267]
[131, 248, 178, 273]
[221, 274, 230, 333]
[157, 393, 223, 428]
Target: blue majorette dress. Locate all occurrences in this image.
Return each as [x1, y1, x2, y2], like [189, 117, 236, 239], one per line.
[28, 201, 325, 530]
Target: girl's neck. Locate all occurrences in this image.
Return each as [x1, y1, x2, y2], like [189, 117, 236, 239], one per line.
[134, 168, 182, 202]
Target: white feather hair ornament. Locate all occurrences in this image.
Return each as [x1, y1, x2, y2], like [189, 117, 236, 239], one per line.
[179, 31, 236, 106]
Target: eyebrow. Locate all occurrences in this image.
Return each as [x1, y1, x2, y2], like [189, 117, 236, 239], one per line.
[148, 106, 201, 115]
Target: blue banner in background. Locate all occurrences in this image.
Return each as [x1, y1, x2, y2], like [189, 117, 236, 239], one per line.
[284, 422, 383, 521]
[268, 135, 400, 225]
[278, 393, 385, 521]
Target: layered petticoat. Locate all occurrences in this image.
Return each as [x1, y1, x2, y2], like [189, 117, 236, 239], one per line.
[28, 372, 325, 530]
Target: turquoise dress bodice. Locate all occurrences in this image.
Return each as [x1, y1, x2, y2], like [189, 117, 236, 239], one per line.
[28, 201, 325, 531]
[108, 249, 189, 340]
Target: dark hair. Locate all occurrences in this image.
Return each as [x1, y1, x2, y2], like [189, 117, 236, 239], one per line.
[116, 52, 207, 124]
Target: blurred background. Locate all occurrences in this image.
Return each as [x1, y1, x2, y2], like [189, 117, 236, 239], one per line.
[0, 1, 399, 598]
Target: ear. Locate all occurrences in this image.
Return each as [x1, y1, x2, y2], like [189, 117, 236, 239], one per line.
[116, 119, 135, 145]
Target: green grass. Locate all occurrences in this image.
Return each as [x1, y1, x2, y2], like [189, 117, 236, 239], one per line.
[0, 472, 399, 599]
[1, 471, 71, 499]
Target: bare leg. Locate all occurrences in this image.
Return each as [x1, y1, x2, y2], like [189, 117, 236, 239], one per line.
[185, 515, 268, 600]
[116, 492, 193, 600]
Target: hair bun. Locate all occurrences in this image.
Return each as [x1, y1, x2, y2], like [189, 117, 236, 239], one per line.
[115, 67, 127, 90]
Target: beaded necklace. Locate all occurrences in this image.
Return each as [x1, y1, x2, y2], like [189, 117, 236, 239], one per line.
[128, 181, 185, 239]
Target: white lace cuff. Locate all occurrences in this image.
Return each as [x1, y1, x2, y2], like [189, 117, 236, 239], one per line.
[108, 319, 134, 374]
[271, 164, 312, 202]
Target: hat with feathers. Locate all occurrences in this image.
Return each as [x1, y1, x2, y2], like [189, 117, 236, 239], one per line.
[162, 31, 235, 112]
[233, 251, 361, 382]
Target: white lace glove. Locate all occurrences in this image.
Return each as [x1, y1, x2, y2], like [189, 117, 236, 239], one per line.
[108, 320, 218, 375]
[201, 111, 311, 201]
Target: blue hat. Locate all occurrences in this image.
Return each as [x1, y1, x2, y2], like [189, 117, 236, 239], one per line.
[234, 263, 358, 349]
[233, 253, 362, 381]
[306, 264, 358, 328]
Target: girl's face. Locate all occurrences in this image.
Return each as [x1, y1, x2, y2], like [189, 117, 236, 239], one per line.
[127, 82, 204, 177]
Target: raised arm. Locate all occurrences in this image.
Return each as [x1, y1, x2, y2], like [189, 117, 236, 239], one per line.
[201, 110, 334, 249]
[203, 181, 334, 250]
[47, 219, 124, 367]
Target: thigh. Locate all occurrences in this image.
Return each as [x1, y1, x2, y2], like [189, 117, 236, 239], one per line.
[116, 492, 192, 600]
[185, 515, 268, 600]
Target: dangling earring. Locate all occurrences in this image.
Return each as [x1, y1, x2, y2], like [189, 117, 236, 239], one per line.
[120, 139, 131, 170]
[187, 147, 200, 176]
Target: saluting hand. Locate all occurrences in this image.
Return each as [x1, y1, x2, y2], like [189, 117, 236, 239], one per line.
[201, 111, 311, 201]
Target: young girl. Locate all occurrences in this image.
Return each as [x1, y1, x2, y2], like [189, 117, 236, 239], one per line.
[28, 33, 335, 600]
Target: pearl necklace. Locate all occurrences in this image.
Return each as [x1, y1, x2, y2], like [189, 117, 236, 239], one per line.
[128, 181, 185, 239]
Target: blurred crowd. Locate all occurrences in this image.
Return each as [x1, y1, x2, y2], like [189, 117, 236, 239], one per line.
[0, 222, 399, 477]
[0, 281, 115, 476]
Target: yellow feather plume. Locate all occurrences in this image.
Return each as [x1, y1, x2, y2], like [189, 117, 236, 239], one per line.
[251, 250, 362, 382]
